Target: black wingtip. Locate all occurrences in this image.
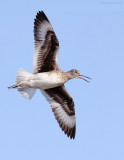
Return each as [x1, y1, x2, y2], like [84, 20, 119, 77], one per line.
[34, 10, 49, 23]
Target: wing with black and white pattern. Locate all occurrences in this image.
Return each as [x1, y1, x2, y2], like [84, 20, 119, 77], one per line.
[41, 85, 76, 139]
[33, 11, 59, 73]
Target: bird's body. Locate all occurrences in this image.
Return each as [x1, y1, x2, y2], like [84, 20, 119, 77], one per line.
[33, 70, 67, 89]
[9, 11, 90, 139]
[15, 69, 68, 90]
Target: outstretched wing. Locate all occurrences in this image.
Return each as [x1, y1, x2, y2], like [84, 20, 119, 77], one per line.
[41, 85, 76, 139]
[33, 11, 59, 73]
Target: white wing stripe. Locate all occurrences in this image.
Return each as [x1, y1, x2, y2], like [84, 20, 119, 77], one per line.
[36, 22, 53, 40]
[33, 20, 53, 73]
[41, 90, 76, 128]
[33, 11, 60, 73]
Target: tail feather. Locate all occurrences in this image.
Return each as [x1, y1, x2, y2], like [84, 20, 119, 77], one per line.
[18, 88, 36, 99]
[16, 68, 32, 84]
[9, 68, 36, 99]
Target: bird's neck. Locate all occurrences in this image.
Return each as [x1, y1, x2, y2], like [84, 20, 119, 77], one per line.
[66, 71, 74, 80]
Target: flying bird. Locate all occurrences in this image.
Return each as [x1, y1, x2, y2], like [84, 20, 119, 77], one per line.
[9, 11, 90, 139]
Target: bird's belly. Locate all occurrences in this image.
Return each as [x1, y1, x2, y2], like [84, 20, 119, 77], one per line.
[34, 80, 62, 89]
[32, 73, 64, 89]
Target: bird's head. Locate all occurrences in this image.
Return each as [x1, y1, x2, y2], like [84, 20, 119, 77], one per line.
[67, 69, 91, 82]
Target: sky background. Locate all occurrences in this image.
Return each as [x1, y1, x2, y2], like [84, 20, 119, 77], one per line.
[0, 0, 124, 159]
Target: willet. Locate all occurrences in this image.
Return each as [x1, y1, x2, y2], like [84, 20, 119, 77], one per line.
[9, 11, 90, 139]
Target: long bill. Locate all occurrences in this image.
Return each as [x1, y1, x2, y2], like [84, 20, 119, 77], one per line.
[79, 74, 91, 82]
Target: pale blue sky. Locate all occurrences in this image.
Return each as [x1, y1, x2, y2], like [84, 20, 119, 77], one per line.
[0, 0, 124, 160]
